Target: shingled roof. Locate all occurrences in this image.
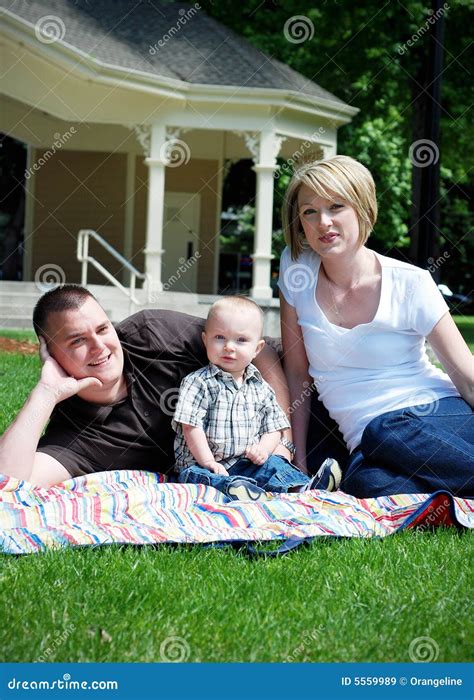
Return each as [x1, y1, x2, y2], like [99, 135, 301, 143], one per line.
[2, 0, 348, 107]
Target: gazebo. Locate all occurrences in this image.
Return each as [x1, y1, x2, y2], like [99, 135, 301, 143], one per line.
[0, 0, 358, 300]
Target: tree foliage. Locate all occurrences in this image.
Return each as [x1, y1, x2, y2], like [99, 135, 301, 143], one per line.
[203, 0, 473, 290]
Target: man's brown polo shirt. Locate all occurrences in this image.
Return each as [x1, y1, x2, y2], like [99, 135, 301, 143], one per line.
[37, 309, 208, 478]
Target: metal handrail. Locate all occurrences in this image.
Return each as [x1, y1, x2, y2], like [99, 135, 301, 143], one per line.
[77, 229, 150, 307]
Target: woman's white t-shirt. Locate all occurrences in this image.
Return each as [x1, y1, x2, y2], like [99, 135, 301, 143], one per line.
[278, 246, 459, 452]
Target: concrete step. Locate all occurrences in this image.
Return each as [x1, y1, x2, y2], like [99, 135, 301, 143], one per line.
[0, 282, 280, 335]
[0, 281, 41, 293]
[0, 316, 34, 330]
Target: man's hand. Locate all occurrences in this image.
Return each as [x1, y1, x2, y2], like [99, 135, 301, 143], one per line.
[38, 336, 102, 404]
[272, 442, 293, 462]
[205, 460, 229, 476]
[245, 444, 269, 466]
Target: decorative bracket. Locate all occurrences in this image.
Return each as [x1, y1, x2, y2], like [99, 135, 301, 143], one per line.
[234, 131, 286, 166]
[131, 124, 151, 156]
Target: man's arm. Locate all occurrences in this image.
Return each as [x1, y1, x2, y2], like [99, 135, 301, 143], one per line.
[0, 383, 66, 484]
[280, 294, 312, 474]
[0, 338, 100, 486]
[253, 342, 293, 459]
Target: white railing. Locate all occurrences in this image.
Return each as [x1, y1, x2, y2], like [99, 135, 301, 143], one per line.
[77, 229, 151, 308]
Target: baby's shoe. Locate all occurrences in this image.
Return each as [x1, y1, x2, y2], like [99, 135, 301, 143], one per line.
[226, 479, 269, 502]
[302, 458, 342, 492]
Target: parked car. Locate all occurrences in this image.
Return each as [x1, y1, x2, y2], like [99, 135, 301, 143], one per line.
[437, 284, 474, 314]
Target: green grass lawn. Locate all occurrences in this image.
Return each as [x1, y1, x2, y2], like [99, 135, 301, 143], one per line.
[0, 321, 473, 663]
[454, 315, 474, 348]
[0, 329, 37, 342]
[0, 533, 472, 663]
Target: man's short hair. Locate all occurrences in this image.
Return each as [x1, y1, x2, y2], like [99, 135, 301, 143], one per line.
[32, 284, 98, 338]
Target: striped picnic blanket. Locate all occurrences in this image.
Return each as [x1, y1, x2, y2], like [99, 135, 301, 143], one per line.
[0, 470, 472, 555]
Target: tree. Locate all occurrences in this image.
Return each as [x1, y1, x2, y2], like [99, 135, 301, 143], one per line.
[202, 0, 473, 289]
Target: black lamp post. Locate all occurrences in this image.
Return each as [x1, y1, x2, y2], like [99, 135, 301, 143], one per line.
[416, 0, 446, 275]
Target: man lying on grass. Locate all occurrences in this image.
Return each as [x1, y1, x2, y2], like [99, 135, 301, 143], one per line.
[0, 285, 293, 488]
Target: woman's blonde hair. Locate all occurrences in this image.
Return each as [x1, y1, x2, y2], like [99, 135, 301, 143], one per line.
[282, 155, 378, 259]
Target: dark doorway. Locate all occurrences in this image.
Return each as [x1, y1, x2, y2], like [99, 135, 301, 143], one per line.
[0, 134, 27, 280]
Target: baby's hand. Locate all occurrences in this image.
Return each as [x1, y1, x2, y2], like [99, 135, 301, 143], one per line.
[206, 461, 229, 476]
[245, 445, 269, 466]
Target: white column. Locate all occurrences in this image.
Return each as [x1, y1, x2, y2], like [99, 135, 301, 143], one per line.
[250, 131, 285, 299]
[144, 123, 167, 294]
[122, 152, 136, 286]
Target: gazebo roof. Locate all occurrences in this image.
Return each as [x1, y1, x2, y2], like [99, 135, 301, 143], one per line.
[2, 0, 349, 109]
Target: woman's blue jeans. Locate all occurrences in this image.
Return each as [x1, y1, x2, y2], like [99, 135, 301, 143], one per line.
[341, 397, 473, 498]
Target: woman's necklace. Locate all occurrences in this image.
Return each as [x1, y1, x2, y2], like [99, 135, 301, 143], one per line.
[326, 276, 345, 326]
[322, 265, 363, 327]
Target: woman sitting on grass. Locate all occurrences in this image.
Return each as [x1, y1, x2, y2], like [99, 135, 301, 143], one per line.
[279, 155, 473, 498]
